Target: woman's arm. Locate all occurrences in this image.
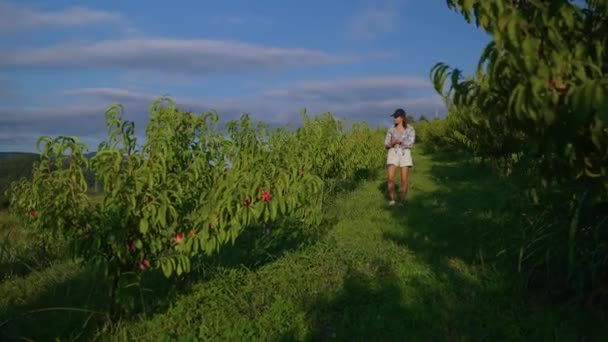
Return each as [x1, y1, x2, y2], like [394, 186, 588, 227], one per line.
[384, 128, 394, 149]
[403, 126, 415, 148]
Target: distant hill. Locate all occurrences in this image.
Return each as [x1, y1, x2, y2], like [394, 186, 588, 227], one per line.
[0, 151, 97, 159]
[0, 152, 40, 207]
[0, 151, 99, 208]
[0, 152, 39, 160]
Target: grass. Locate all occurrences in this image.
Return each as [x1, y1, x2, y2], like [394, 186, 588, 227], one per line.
[1, 147, 607, 341]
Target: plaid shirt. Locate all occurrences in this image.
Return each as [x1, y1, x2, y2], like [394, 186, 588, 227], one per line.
[384, 125, 415, 149]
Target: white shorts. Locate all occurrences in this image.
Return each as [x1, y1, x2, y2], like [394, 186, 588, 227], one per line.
[387, 148, 413, 167]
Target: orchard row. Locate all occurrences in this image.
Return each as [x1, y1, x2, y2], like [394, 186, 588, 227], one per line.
[423, 0, 607, 303]
[6, 97, 385, 305]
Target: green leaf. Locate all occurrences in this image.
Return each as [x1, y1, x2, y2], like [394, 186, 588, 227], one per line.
[158, 202, 167, 227]
[176, 262, 183, 276]
[193, 237, 200, 254]
[161, 259, 172, 278]
[139, 218, 149, 234]
[270, 201, 278, 221]
[280, 198, 287, 215]
[595, 83, 607, 121]
[183, 256, 191, 273]
[506, 16, 519, 49]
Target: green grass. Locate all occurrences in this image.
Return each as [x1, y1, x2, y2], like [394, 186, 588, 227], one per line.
[1, 147, 606, 341]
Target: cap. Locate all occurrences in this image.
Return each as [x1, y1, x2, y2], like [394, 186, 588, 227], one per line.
[390, 108, 406, 118]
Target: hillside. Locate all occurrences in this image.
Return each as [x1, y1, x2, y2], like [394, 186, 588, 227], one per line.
[0, 152, 37, 160]
[0, 153, 39, 207]
[0, 151, 100, 207]
[1, 147, 605, 341]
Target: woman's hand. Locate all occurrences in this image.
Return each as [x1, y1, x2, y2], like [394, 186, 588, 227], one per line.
[390, 138, 400, 147]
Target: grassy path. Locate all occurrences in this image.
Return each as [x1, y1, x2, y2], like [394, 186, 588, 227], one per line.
[108, 150, 602, 341]
[2, 149, 605, 341]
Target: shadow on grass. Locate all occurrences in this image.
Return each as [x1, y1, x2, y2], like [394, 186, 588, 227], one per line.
[202, 213, 339, 272]
[276, 153, 596, 340]
[0, 166, 377, 341]
[383, 152, 516, 265]
[0, 247, 66, 281]
[370, 151, 605, 340]
[198, 166, 380, 274]
[0, 219, 326, 342]
[288, 262, 412, 341]
[0, 265, 110, 342]
[280, 258, 535, 340]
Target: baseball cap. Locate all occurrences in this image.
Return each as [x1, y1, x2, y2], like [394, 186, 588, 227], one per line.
[390, 108, 406, 118]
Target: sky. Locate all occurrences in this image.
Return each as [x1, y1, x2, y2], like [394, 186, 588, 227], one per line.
[0, 0, 491, 152]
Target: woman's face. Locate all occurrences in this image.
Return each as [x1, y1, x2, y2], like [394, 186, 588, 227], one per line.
[393, 115, 403, 126]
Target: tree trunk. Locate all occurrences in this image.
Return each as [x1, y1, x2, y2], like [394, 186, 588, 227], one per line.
[108, 270, 121, 319]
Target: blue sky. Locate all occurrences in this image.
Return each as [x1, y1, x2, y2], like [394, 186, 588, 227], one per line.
[0, 0, 490, 152]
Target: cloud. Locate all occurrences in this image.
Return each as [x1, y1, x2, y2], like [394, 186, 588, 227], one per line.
[0, 38, 355, 74]
[60, 87, 282, 125]
[209, 14, 272, 26]
[349, 1, 402, 40]
[262, 76, 432, 103]
[258, 77, 443, 123]
[5, 77, 443, 124]
[0, 1, 125, 32]
[116, 70, 201, 90]
[0, 75, 14, 96]
[62, 76, 439, 117]
[0, 129, 109, 153]
[0, 76, 446, 152]
[63, 88, 158, 104]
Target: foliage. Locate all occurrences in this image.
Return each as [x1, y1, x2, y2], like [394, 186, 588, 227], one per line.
[414, 118, 453, 151]
[417, 103, 525, 175]
[4, 97, 384, 312]
[432, 0, 608, 197]
[430, 0, 608, 303]
[3, 149, 606, 341]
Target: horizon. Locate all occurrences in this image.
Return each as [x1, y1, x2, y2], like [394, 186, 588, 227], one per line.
[0, 0, 491, 153]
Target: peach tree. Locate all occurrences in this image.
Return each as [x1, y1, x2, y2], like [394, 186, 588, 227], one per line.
[430, 0, 608, 301]
[6, 97, 326, 311]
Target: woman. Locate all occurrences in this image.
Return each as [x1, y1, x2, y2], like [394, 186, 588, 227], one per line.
[384, 108, 415, 206]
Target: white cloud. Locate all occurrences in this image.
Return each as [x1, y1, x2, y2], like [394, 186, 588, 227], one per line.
[0, 1, 125, 32]
[0, 38, 355, 73]
[255, 76, 442, 123]
[262, 76, 432, 102]
[0, 75, 15, 97]
[63, 76, 437, 113]
[0, 75, 444, 139]
[349, 1, 402, 40]
[116, 70, 201, 90]
[63, 87, 158, 103]
[210, 14, 272, 26]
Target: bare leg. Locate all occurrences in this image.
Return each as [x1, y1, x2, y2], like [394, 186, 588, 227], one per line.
[387, 165, 396, 202]
[400, 166, 410, 203]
